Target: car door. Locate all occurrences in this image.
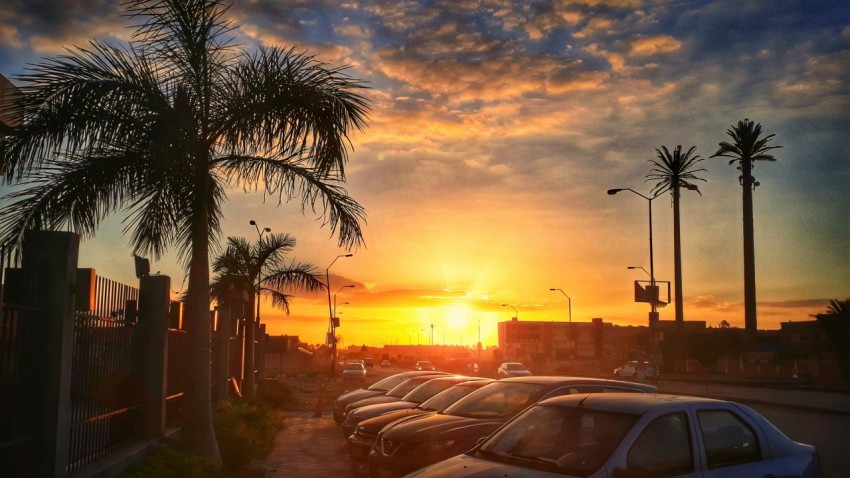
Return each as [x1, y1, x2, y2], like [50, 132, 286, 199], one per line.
[622, 411, 702, 478]
[694, 407, 776, 478]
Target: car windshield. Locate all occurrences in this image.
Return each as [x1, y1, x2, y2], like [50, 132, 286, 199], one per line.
[387, 376, 433, 397]
[345, 364, 363, 370]
[419, 383, 483, 412]
[402, 379, 464, 404]
[418, 361, 433, 367]
[475, 405, 638, 477]
[368, 374, 411, 391]
[443, 382, 548, 418]
[506, 363, 527, 371]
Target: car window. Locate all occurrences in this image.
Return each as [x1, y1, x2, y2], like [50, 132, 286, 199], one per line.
[387, 377, 431, 397]
[627, 413, 693, 476]
[697, 410, 761, 469]
[444, 382, 547, 418]
[478, 405, 637, 477]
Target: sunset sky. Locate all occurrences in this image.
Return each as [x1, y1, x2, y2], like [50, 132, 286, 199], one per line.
[1, 1, 847, 347]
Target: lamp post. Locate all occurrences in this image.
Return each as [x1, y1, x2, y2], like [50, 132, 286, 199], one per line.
[333, 285, 354, 318]
[326, 253, 353, 377]
[246, 220, 270, 397]
[627, 265, 650, 278]
[549, 288, 572, 322]
[502, 304, 518, 320]
[607, 188, 663, 357]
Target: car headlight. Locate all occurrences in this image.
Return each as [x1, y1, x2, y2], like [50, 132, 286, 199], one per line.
[416, 439, 457, 454]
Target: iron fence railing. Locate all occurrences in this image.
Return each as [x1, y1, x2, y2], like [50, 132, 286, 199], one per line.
[67, 313, 142, 473]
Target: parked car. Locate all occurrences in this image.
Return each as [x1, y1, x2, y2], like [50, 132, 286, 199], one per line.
[405, 393, 823, 478]
[497, 362, 532, 378]
[333, 371, 450, 424]
[368, 376, 656, 477]
[381, 359, 391, 367]
[614, 360, 660, 380]
[415, 360, 435, 371]
[341, 362, 366, 381]
[341, 374, 458, 437]
[347, 379, 494, 466]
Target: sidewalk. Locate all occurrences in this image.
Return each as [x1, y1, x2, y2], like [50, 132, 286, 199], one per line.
[261, 412, 353, 478]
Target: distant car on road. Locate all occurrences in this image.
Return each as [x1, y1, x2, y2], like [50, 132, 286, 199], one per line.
[341, 362, 366, 381]
[369, 376, 656, 477]
[614, 360, 660, 380]
[406, 393, 823, 478]
[365, 357, 375, 367]
[380, 359, 391, 367]
[415, 360, 435, 371]
[497, 362, 532, 378]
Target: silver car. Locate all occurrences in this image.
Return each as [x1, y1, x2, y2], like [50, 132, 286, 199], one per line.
[341, 362, 366, 380]
[498, 362, 532, 377]
[406, 393, 822, 478]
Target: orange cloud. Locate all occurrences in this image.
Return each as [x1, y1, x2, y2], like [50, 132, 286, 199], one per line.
[630, 35, 682, 56]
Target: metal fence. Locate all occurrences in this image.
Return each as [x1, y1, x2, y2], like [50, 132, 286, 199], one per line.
[66, 275, 140, 473]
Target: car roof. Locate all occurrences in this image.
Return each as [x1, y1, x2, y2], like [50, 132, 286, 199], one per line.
[497, 375, 656, 391]
[538, 393, 726, 414]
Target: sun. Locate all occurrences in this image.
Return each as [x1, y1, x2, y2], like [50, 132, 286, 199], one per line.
[446, 305, 469, 329]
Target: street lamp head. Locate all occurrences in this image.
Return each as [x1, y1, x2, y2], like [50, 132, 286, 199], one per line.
[249, 220, 256, 225]
[549, 288, 557, 291]
[344, 253, 353, 257]
[263, 227, 271, 232]
[627, 266, 638, 269]
[607, 188, 622, 195]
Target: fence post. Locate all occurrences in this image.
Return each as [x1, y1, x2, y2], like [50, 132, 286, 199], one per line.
[213, 308, 230, 402]
[24, 231, 79, 478]
[137, 275, 170, 438]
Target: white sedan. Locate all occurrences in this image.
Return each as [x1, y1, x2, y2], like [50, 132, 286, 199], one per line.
[406, 393, 822, 478]
[341, 362, 366, 380]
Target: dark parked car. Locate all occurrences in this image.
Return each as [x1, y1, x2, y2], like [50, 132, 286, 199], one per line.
[368, 376, 656, 477]
[333, 370, 449, 424]
[341, 374, 472, 437]
[405, 393, 823, 478]
[348, 379, 494, 467]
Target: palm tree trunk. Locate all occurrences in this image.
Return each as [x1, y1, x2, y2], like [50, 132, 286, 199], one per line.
[672, 185, 684, 331]
[181, 170, 222, 469]
[741, 158, 757, 333]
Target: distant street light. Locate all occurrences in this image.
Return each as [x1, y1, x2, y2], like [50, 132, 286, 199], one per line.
[249, 220, 271, 326]
[549, 288, 572, 322]
[326, 253, 353, 376]
[608, 188, 663, 354]
[501, 303, 518, 320]
[333, 285, 354, 318]
[627, 265, 650, 278]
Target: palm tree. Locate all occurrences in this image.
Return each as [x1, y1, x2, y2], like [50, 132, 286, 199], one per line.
[645, 145, 706, 332]
[813, 299, 850, 382]
[711, 119, 781, 333]
[0, 0, 368, 466]
[210, 234, 324, 399]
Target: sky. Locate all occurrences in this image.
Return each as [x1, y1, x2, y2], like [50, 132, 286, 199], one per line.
[1, 0, 848, 348]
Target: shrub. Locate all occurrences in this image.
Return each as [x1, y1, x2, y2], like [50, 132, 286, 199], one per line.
[256, 379, 294, 408]
[121, 447, 216, 478]
[214, 399, 285, 471]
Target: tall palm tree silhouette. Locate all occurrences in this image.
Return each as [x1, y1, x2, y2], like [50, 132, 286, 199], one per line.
[0, 0, 368, 465]
[646, 145, 705, 332]
[211, 234, 325, 399]
[712, 119, 780, 333]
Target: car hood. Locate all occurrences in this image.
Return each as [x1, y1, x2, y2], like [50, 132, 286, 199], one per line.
[338, 388, 386, 406]
[380, 412, 504, 443]
[352, 400, 418, 420]
[349, 394, 402, 410]
[404, 453, 565, 478]
[358, 408, 431, 433]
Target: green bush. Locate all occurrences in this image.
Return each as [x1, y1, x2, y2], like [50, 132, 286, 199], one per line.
[214, 399, 285, 471]
[256, 379, 294, 408]
[122, 447, 216, 478]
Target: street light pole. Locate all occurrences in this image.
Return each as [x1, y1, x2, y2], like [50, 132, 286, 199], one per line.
[501, 303, 518, 320]
[326, 254, 352, 377]
[608, 188, 663, 357]
[333, 285, 354, 318]
[549, 288, 572, 322]
[246, 220, 270, 398]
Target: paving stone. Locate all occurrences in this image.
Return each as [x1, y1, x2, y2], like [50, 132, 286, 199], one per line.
[262, 412, 354, 478]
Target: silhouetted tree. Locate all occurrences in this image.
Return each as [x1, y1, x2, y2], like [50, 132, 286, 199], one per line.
[813, 299, 850, 382]
[211, 234, 324, 399]
[0, 0, 368, 466]
[712, 119, 781, 333]
[646, 145, 706, 331]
